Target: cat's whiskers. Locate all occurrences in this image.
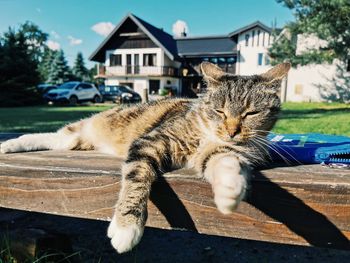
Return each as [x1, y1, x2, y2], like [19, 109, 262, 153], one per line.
[253, 135, 303, 166]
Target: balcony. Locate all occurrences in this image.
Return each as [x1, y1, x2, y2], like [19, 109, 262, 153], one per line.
[103, 66, 178, 77]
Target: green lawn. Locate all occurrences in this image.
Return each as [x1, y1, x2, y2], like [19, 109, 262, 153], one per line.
[273, 102, 350, 136]
[0, 102, 349, 136]
[0, 105, 113, 133]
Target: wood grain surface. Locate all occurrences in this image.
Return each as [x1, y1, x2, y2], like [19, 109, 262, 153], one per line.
[0, 135, 349, 250]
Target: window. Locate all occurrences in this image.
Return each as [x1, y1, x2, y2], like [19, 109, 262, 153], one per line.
[265, 55, 271, 65]
[252, 31, 255, 46]
[226, 57, 236, 64]
[245, 34, 250, 47]
[81, 83, 92, 89]
[258, 53, 263, 66]
[143, 53, 157, 66]
[262, 32, 265, 46]
[210, 57, 218, 64]
[149, 80, 160, 94]
[218, 57, 226, 64]
[110, 54, 122, 66]
[257, 30, 261, 46]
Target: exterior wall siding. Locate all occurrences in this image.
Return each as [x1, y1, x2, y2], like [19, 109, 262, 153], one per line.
[105, 48, 163, 67]
[236, 27, 272, 75]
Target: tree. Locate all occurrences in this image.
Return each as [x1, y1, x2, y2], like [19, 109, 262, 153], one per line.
[18, 21, 48, 63]
[0, 28, 42, 106]
[38, 47, 57, 82]
[48, 50, 71, 84]
[73, 52, 88, 81]
[269, 0, 350, 66]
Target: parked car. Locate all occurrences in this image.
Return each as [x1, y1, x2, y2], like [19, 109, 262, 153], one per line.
[37, 84, 57, 94]
[44, 82, 102, 105]
[99, 85, 142, 103]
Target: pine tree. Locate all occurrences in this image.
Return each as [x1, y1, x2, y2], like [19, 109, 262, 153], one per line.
[38, 47, 57, 82]
[48, 49, 71, 84]
[0, 27, 42, 106]
[73, 52, 88, 81]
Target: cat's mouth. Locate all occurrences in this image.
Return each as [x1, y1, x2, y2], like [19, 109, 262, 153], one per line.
[224, 137, 249, 146]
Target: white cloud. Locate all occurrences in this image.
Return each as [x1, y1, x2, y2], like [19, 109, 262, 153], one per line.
[91, 22, 115, 37]
[51, 30, 60, 39]
[68, 35, 83, 46]
[172, 20, 189, 37]
[47, 40, 60, 50]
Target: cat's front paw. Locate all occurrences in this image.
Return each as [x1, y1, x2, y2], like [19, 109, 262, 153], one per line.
[107, 214, 144, 253]
[212, 157, 248, 214]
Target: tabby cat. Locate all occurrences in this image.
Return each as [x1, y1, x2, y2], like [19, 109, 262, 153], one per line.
[0, 62, 290, 253]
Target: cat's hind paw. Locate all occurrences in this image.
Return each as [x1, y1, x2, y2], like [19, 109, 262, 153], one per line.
[107, 215, 144, 254]
[0, 140, 19, 154]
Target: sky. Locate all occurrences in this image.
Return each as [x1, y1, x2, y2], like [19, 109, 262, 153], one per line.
[0, 0, 295, 68]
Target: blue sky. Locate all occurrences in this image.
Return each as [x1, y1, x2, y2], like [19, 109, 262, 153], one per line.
[0, 0, 294, 67]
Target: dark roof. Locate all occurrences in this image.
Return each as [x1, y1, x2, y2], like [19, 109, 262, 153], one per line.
[90, 13, 178, 62]
[228, 21, 272, 37]
[176, 36, 236, 57]
[90, 15, 276, 62]
[132, 14, 178, 60]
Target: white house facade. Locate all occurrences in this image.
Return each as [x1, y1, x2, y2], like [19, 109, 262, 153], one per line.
[233, 24, 274, 75]
[104, 47, 181, 96]
[90, 14, 276, 97]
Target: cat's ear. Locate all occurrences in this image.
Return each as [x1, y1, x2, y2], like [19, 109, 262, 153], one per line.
[260, 62, 291, 82]
[200, 62, 225, 84]
[259, 62, 291, 94]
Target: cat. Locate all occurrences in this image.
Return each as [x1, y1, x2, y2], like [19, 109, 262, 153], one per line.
[0, 62, 290, 253]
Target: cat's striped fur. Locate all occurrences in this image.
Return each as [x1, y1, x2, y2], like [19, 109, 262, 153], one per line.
[0, 62, 290, 253]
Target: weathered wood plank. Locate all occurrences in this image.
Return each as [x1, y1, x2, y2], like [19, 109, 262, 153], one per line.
[0, 149, 349, 250]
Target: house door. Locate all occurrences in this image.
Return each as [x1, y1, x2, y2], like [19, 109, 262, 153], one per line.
[126, 54, 132, 74]
[149, 80, 160, 95]
[134, 54, 139, 74]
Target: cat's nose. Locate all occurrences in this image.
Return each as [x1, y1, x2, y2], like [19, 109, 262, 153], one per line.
[228, 127, 241, 138]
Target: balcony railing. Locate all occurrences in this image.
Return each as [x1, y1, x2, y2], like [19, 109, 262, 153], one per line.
[104, 66, 178, 77]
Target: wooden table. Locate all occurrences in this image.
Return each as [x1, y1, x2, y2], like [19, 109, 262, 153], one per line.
[0, 134, 349, 250]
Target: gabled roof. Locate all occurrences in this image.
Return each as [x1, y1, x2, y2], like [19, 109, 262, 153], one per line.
[176, 35, 236, 57]
[89, 13, 178, 62]
[228, 21, 272, 37]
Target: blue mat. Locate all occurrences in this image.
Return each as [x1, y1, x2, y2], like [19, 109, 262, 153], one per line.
[267, 133, 350, 165]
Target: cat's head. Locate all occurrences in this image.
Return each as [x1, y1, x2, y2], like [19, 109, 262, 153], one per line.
[200, 62, 290, 145]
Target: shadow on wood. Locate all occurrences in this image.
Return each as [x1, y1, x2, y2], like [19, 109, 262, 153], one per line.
[248, 171, 350, 250]
[150, 177, 198, 232]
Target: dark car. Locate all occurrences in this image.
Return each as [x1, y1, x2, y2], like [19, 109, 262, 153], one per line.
[100, 85, 142, 103]
[37, 84, 57, 94]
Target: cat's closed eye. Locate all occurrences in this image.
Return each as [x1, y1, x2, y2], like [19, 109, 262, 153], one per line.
[242, 111, 260, 118]
[215, 109, 226, 117]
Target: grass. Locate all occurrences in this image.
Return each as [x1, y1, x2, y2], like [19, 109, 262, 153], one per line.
[273, 102, 350, 136]
[0, 102, 349, 136]
[0, 232, 82, 263]
[0, 104, 113, 133]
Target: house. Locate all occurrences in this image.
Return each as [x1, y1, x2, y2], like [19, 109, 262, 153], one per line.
[89, 13, 275, 96]
[282, 33, 350, 102]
